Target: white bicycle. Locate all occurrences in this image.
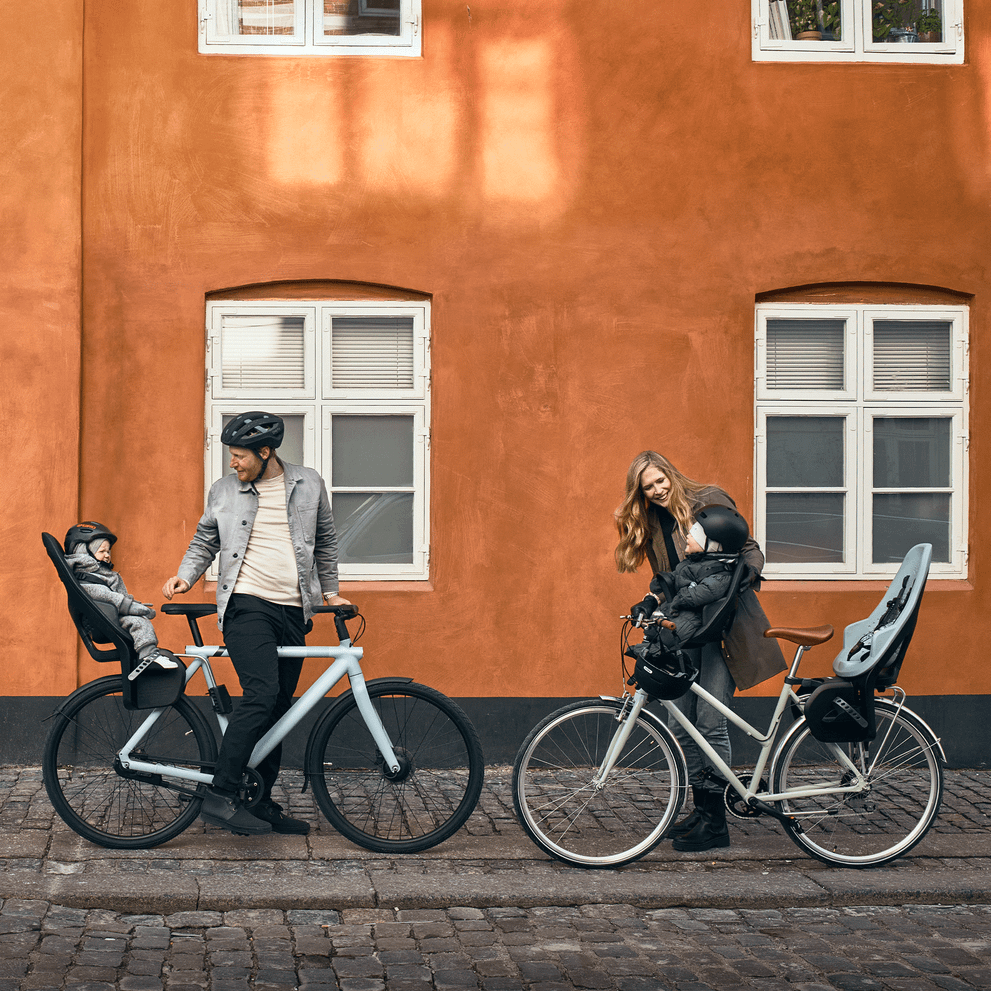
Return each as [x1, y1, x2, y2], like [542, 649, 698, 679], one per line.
[513, 543, 944, 869]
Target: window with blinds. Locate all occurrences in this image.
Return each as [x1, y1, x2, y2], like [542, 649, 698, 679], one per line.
[755, 303, 968, 579]
[205, 299, 431, 580]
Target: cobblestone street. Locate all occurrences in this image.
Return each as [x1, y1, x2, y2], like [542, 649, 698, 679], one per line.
[2, 900, 991, 990]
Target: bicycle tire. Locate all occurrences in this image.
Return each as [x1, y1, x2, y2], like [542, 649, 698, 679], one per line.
[512, 699, 686, 868]
[770, 698, 944, 868]
[308, 682, 484, 854]
[43, 675, 217, 850]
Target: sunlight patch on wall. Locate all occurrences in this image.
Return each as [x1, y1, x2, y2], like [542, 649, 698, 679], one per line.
[265, 72, 345, 185]
[357, 23, 459, 196]
[480, 37, 560, 208]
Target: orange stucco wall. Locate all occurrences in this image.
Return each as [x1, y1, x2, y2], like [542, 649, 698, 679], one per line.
[5, 2, 991, 704]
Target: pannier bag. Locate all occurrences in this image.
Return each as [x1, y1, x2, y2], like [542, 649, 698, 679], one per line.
[805, 678, 876, 743]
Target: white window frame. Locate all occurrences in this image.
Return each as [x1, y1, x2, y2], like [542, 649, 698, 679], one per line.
[755, 303, 968, 579]
[752, 0, 964, 63]
[199, 0, 421, 57]
[205, 299, 431, 581]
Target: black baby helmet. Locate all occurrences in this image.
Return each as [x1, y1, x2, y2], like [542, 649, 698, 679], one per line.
[64, 521, 118, 555]
[221, 411, 285, 451]
[694, 504, 750, 554]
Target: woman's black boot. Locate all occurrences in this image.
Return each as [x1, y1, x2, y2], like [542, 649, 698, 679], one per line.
[667, 784, 704, 840]
[671, 779, 730, 852]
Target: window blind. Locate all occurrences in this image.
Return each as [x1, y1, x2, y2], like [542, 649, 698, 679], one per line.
[873, 321, 951, 391]
[766, 319, 845, 390]
[331, 316, 415, 389]
[220, 314, 306, 389]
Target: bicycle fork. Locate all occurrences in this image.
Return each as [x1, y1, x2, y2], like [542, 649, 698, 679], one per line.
[592, 692, 650, 789]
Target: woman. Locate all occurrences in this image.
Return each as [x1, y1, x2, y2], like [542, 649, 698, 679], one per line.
[615, 450, 782, 852]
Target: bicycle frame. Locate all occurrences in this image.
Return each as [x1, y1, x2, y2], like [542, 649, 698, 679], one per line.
[604, 643, 897, 816]
[114, 634, 402, 789]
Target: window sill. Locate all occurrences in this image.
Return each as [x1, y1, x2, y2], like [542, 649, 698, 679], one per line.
[761, 579, 972, 593]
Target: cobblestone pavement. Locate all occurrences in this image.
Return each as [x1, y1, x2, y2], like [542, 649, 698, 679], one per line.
[2, 899, 991, 990]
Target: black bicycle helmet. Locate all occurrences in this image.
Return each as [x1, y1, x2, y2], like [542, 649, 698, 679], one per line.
[64, 521, 118, 555]
[221, 411, 285, 451]
[693, 504, 750, 554]
[631, 646, 699, 701]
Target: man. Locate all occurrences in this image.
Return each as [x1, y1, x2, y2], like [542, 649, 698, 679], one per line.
[163, 411, 351, 836]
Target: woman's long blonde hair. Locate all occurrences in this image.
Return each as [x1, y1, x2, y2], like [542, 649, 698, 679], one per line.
[614, 451, 709, 573]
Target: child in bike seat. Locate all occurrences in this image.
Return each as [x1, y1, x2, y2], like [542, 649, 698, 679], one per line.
[65, 521, 179, 671]
[631, 506, 743, 655]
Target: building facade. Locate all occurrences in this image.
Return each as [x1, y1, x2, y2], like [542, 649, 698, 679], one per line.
[3, 1, 988, 765]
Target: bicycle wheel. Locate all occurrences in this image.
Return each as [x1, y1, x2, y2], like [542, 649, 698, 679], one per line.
[771, 698, 943, 868]
[309, 681, 484, 854]
[43, 675, 217, 850]
[512, 699, 686, 868]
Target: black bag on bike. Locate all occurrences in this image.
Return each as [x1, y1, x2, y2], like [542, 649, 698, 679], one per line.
[805, 678, 876, 743]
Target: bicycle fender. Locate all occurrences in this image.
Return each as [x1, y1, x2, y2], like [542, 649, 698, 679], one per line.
[301, 677, 415, 792]
[50, 675, 124, 718]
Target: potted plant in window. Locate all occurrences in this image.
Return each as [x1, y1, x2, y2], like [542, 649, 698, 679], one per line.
[872, 0, 921, 42]
[916, 6, 942, 42]
[820, 0, 842, 39]
[788, 0, 822, 39]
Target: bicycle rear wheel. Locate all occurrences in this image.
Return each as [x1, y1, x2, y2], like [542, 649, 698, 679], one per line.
[771, 698, 943, 868]
[309, 682, 484, 853]
[512, 699, 686, 868]
[43, 675, 217, 849]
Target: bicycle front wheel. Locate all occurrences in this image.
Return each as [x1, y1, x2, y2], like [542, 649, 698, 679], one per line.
[512, 699, 686, 868]
[43, 675, 217, 849]
[771, 698, 944, 868]
[309, 682, 484, 854]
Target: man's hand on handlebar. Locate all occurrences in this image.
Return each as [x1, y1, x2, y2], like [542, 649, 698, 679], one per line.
[325, 593, 352, 607]
[162, 576, 191, 600]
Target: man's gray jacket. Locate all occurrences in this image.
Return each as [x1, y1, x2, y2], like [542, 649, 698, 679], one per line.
[177, 461, 340, 629]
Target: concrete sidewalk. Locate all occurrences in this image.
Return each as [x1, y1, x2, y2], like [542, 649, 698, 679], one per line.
[1, 765, 989, 915]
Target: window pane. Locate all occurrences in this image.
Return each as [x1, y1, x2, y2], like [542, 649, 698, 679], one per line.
[331, 414, 413, 487]
[873, 418, 950, 488]
[766, 493, 844, 563]
[236, 0, 296, 35]
[766, 319, 845, 390]
[222, 413, 305, 476]
[221, 315, 305, 390]
[334, 492, 413, 563]
[873, 494, 950, 563]
[322, 0, 401, 38]
[775, 0, 843, 40]
[331, 316, 414, 389]
[873, 321, 951, 391]
[767, 417, 845, 487]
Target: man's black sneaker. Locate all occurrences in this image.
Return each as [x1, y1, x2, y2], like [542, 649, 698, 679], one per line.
[252, 800, 310, 835]
[199, 792, 273, 836]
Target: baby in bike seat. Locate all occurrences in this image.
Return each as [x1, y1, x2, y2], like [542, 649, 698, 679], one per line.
[65, 521, 179, 672]
[631, 505, 748, 657]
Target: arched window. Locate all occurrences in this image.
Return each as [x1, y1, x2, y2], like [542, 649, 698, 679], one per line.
[754, 286, 968, 579]
[205, 283, 430, 580]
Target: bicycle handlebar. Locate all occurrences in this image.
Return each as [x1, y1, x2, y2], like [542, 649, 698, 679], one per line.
[161, 600, 359, 647]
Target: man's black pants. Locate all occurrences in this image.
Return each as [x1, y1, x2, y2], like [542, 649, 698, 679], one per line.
[212, 593, 309, 800]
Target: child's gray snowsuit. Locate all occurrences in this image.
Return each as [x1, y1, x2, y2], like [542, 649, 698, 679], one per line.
[66, 549, 160, 658]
